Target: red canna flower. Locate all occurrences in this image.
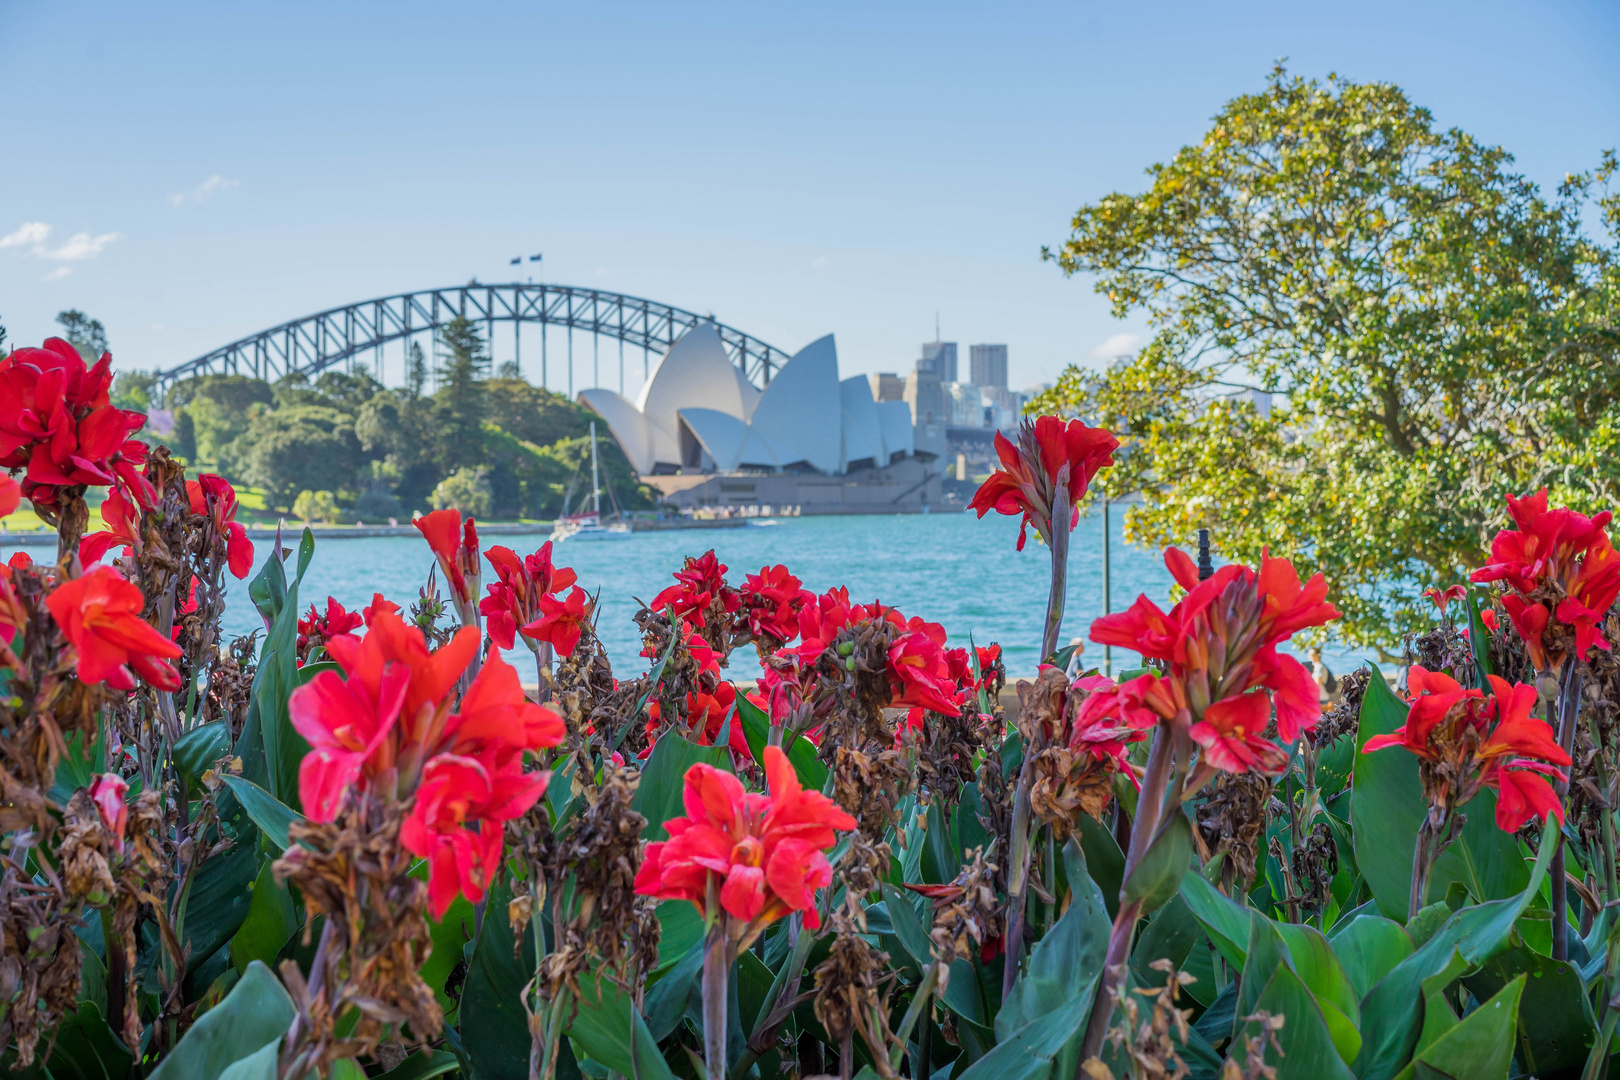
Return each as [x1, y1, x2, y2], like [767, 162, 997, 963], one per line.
[0, 475, 18, 519]
[969, 415, 1119, 550]
[1068, 673, 1159, 764]
[737, 564, 813, 645]
[187, 473, 255, 579]
[363, 592, 401, 626]
[415, 508, 481, 609]
[480, 542, 578, 651]
[1087, 546, 1339, 774]
[89, 773, 129, 849]
[652, 550, 740, 629]
[297, 596, 363, 660]
[1363, 666, 1569, 831]
[48, 566, 183, 691]
[1469, 489, 1620, 672]
[634, 745, 855, 936]
[687, 682, 753, 762]
[79, 487, 142, 565]
[888, 619, 963, 716]
[525, 585, 591, 659]
[0, 338, 155, 511]
[1423, 584, 1468, 619]
[400, 749, 548, 918]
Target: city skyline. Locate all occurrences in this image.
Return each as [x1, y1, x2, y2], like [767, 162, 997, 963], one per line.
[0, 0, 1613, 398]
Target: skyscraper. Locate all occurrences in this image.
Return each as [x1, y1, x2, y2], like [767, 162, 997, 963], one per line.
[920, 341, 958, 383]
[970, 344, 1008, 390]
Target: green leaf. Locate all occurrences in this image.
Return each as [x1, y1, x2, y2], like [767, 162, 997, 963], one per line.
[643, 940, 702, 1042]
[1354, 818, 1556, 1080]
[215, 1039, 279, 1080]
[33, 1001, 132, 1080]
[1178, 862, 1254, 970]
[50, 723, 107, 807]
[416, 868, 476, 1016]
[1391, 974, 1523, 1080]
[1121, 808, 1193, 913]
[567, 972, 635, 1075]
[631, 735, 732, 842]
[1274, 923, 1361, 1064]
[296, 661, 340, 684]
[1464, 589, 1494, 689]
[997, 839, 1110, 1039]
[629, 1006, 677, 1080]
[148, 961, 296, 1080]
[1131, 895, 1201, 987]
[183, 831, 264, 974]
[376, 1050, 461, 1080]
[958, 994, 1090, 1080]
[458, 878, 536, 1080]
[1228, 965, 1355, 1080]
[221, 775, 302, 852]
[1461, 944, 1597, 1076]
[653, 900, 703, 974]
[736, 692, 828, 791]
[248, 534, 314, 808]
[1075, 810, 1125, 920]
[175, 721, 229, 796]
[880, 883, 934, 979]
[1326, 913, 1413, 1000]
[230, 859, 298, 974]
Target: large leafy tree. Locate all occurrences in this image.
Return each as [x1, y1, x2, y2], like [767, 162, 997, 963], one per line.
[434, 316, 490, 472]
[1036, 66, 1619, 652]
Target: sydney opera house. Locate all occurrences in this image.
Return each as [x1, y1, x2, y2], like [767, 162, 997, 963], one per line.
[580, 326, 941, 513]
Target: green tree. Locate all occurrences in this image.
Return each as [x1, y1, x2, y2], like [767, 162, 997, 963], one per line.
[1036, 66, 1619, 652]
[405, 340, 428, 397]
[220, 404, 362, 511]
[112, 370, 158, 411]
[484, 376, 594, 447]
[432, 316, 490, 473]
[176, 375, 275, 463]
[55, 309, 107, 360]
[430, 466, 495, 518]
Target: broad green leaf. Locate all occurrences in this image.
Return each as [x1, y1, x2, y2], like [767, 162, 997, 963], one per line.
[1228, 965, 1355, 1080]
[955, 994, 1089, 1080]
[1390, 975, 1523, 1080]
[631, 735, 731, 842]
[1465, 589, 1494, 689]
[296, 660, 340, 684]
[1179, 865, 1254, 970]
[629, 1006, 677, 1080]
[183, 830, 264, 975]
[997, 840, 1109, 1039]
[50, 722, 107, 806]
[643, 941, 702, 1042]
[459, 878, 536, 1080]
[736, 692, 827, 791]
[174, 721, 229, 793]
[376, 1050, 460, 1080]
[1131, 895, 1201, 987]
[1274, 923, 1361, 1064]
[245, 530, 315, 808]
[221, 775, 302, 852]
[1355, 818, 1555, 1080]
[921, 798, 960, 885]
[880, 883, 934, 979]
[215, 1039, 279, 1080]
[1121, 808, 1193, 913]
[1075, 811, 1125, 920]
[1461, 944, 1596, 1076]
[653, 900, 703, 974]
[32, 1001, 132, 1080]
[567, 972, 635, 1075]
[419, 882, 476, 1016]
[148, 961, 296, 1080]
[230, 859, 297, 974]
[1326, 914, 1413, 1000]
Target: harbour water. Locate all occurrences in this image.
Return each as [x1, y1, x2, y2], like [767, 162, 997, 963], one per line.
[220, 510, 1377, 682]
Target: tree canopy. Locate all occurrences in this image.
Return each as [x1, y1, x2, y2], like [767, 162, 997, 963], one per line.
[1034, 66, 1619, 651]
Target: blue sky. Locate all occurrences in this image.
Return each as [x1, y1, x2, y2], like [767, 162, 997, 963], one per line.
[0, 0, 1615, 396]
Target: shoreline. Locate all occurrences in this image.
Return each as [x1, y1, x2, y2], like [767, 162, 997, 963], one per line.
[0, 516, 758, 547]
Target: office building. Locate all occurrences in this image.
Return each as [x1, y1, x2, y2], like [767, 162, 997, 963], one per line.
[920, 341, 958, 383]
[970, 344, 1008, 390]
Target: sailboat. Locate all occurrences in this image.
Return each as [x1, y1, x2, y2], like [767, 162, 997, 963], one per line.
[550, 421, 634, 542]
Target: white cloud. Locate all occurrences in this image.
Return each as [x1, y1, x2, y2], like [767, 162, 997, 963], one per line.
[168, 174, 238, 207]
[38, 231, 122, 262]
[810, 255, 830, 268]
[0, 222, 51, 249]
[43, 267, 72, 281]
[1088, 332, 1143, 360]
[1, 221, 121, 263]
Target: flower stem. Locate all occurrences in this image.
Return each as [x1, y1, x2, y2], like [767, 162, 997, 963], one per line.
[702, 878, 729, 1080]
[888, 961, 943, 1073]
[1077, 720, 1177, 1067]
[1551, 656, 1583, 963]
[1002, 773, 1035, 997]
[1041, 484, 1072, 664]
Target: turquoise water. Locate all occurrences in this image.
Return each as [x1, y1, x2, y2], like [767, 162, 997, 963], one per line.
[223, 511, 1373, 680]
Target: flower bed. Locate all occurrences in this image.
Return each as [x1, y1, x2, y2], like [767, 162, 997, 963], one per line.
[3, 337, 1619, 1080]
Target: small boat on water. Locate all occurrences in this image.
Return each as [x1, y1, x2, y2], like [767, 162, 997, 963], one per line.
[551, 422, 635, 543]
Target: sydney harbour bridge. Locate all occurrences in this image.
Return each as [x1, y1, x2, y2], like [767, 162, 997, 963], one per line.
[150, 283, 791, 396]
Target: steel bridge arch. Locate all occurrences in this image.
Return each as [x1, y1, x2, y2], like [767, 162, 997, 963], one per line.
[151, 283, 791, 395]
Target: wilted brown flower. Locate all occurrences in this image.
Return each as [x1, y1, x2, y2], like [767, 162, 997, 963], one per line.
[1288, 823, 1339, 915]
[924, 846, 1002, 978]
[812, 907, 895, 1077]
[1081, 959, 1196, 1080]
[1222, 1011, 1286, 1080]
[1195, 771, 1275, 889]
[273, 796, 443, 1073]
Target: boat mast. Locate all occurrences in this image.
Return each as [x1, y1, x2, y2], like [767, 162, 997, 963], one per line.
[590, 421, 601, 516]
